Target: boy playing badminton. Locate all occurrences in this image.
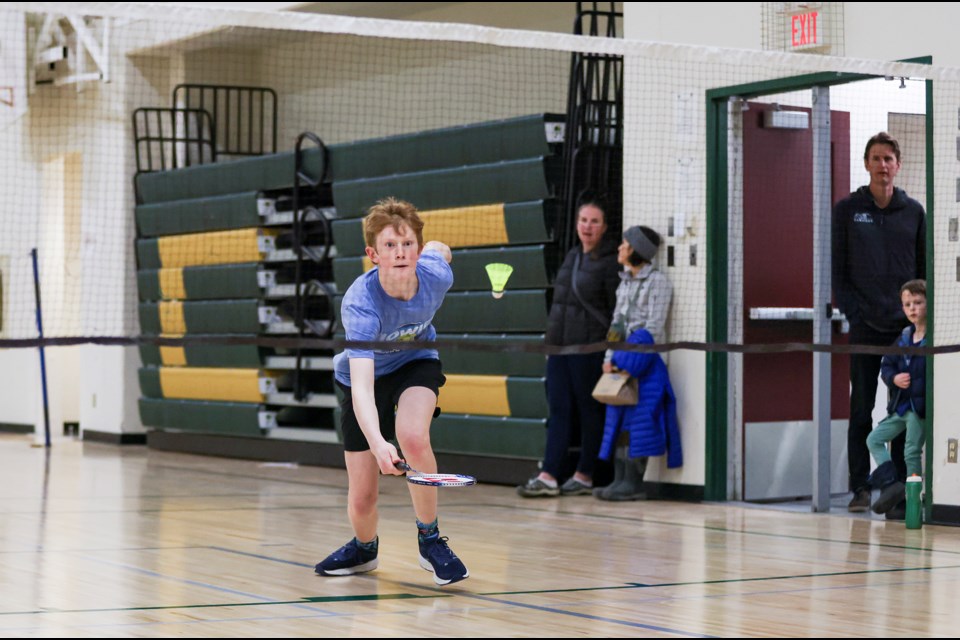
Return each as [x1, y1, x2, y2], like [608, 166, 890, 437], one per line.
[315, 197, 468, 585]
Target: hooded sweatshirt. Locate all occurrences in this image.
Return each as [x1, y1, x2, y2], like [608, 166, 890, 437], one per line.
[832, 186, 925, 333]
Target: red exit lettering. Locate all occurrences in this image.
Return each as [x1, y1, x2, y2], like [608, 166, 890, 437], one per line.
[791, 11, 819, 48]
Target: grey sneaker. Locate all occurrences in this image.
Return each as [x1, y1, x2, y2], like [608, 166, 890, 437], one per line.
[848, 488, 871, 513]
[560, 477, 593, 496]
[517, 477, 559, 497]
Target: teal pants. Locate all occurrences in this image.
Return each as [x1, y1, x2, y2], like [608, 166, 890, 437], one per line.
[866, 410, 924, 477]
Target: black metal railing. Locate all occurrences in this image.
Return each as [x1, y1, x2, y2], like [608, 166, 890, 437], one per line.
[132, 107, 216, 203]
[132, 107, 217, 174]
[133, 84, 278, 202]
[174, 84, 278, 160]
[292, 131, 332, 400]
[559, 2, 624, 252]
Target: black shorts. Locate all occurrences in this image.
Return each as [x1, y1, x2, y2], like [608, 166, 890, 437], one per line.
[337, 358, 446, 452]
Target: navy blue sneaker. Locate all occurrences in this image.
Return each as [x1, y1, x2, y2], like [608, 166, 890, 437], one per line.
[418, 534, 468, 585]
[315, 538, 378, 576]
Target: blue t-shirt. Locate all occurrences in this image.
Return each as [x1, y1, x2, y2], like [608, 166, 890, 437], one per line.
[333, 250, 453, 386]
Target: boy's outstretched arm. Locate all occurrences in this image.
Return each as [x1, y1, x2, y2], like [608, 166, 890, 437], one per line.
[423, 240, 452, 263]
[349, 357, 403, 475]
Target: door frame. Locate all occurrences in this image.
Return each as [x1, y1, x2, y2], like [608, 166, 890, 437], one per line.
[703, 58, 934, 507]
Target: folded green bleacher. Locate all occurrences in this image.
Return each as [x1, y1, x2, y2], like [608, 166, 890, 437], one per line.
[139, 300, 264, 334]
[439, 374, 547, 418]
[136, 228, 274, 270]
[436, 334, 546, 377]
[136, 191, 263, 237]
[328, 113, 563, 181]
[139, 397, 265, 436]
[136, 113, 561, 206]
[136, 149, 325, 204]
[434, 291, 549, 333]
[139, 341, 266, 368]
[429, 414, 546, 460]
[138, 264, 263, 301]
[332, 157, 561, 218]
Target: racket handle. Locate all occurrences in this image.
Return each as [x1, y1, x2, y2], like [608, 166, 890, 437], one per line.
[396, 461, 415, 473]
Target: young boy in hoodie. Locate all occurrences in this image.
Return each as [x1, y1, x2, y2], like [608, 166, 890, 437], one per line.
[866, 279, 927, 516]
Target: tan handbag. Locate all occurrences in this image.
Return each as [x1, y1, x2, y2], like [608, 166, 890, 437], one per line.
[591, 371, 638, 406]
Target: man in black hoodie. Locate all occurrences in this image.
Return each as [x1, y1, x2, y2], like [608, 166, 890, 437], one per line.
[833, 132, 926, 514]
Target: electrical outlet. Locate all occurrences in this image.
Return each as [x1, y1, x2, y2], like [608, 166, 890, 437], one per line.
[948, 438, 958, 463]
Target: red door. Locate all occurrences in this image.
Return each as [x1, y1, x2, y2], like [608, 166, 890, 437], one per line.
[741, 102, 850, 499]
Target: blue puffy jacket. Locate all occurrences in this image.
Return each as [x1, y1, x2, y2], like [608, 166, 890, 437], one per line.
[598, 329, 683, 468]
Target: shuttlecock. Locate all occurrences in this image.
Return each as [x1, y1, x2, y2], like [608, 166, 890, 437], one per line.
[485, 263, 514, 299]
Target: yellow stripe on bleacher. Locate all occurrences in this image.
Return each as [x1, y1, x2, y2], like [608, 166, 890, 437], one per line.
[159, 348, 187, 366]
[159, 367, 265, 403]
[437, 374, 510, 416]
[158, 268, 186, 299]
[422, 204, 508, 248]
[157, 228, 275, 268]
[158, 301, 186, 334]
[159, 333, 187, 366]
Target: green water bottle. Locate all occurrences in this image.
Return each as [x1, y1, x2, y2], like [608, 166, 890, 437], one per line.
[905, 475, 923, 530]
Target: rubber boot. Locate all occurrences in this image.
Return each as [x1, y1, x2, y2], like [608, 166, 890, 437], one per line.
[594, 446, 626, 500]
[605, 456, 648, 501]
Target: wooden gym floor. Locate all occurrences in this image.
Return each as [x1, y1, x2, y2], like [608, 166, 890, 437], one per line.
[0, 433, 957, 638]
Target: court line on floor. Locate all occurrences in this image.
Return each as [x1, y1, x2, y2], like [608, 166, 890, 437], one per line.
[0, 545, 211, 556]
[630, 565, 957, 589]
[79, 554, 298, 601]
[0, 593, 448, 617]
[208, 546, 314, 568]
[145, 462, 347, 490]
[460, 592, 716, 637]
[5, 564, 955, 620]
[482, 563, 960, 597]
[467, 502, 960, 556]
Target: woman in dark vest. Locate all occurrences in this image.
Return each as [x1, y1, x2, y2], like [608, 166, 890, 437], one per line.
[518, 198, 620, 497]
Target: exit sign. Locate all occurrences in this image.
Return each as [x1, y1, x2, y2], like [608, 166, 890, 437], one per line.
[787, 9, 830, 52]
